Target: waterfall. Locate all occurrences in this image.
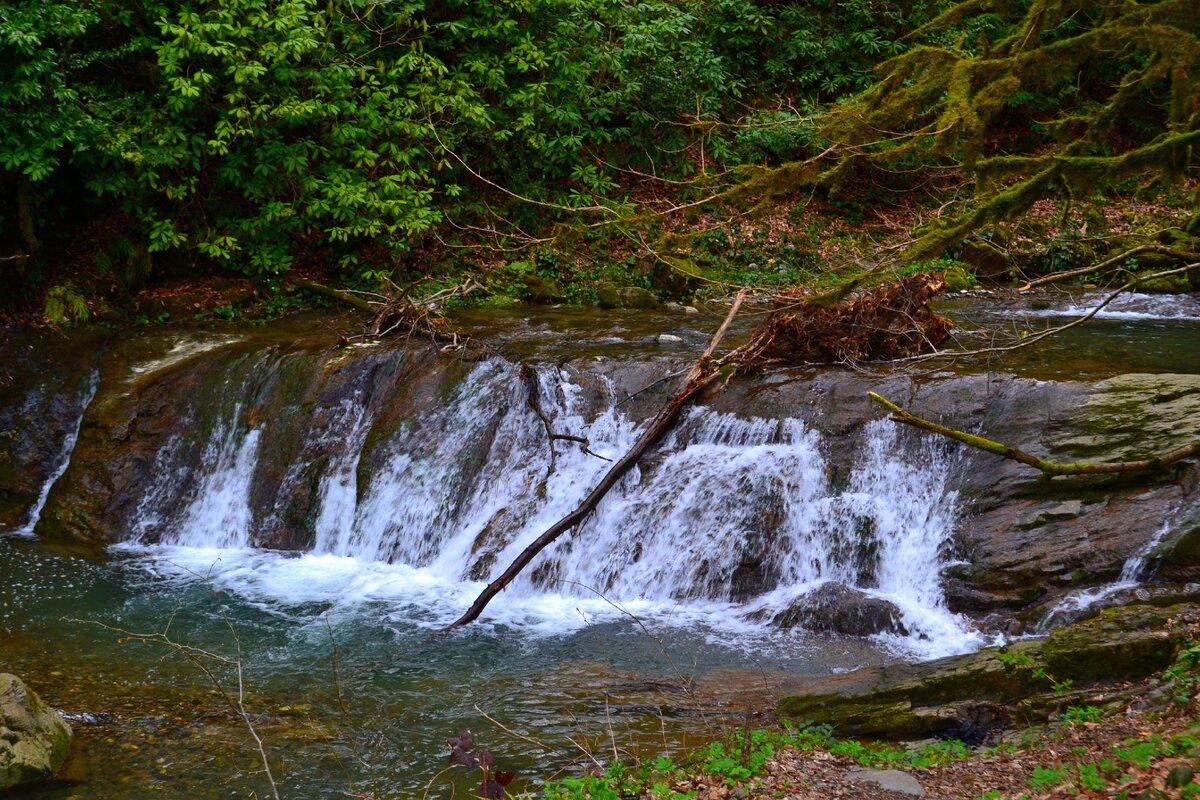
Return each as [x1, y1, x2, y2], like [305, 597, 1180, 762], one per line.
[1036, 518, 1176, 631]
[166, 406, 262, 549]
[123, 357, 973, 651]
[8, 372, 99, 536]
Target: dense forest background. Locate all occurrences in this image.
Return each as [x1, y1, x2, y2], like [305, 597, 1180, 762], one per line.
[1, 0, 1197, 321]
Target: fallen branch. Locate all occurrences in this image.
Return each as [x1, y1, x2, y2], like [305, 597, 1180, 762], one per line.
[292, 278, 378, 313]
[292, 277, 482, 346]
[868, 392, 1200, 477]
[1018, 244, 1200, 290]
[445, 289, 748, 630]
[520, 364, 611, 472]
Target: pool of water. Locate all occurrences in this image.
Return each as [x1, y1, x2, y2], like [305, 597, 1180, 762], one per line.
[0, 535, 902, 799]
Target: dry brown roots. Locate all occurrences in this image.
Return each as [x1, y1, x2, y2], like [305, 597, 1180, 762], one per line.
[735, 273, 953, 368]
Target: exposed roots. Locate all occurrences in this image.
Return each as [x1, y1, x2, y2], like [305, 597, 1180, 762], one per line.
[733, 273, 953, 369]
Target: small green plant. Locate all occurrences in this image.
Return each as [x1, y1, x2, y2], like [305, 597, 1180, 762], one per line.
[1058, 705, 1104, 726]
[1158, 641, 1200, 704]
[43, 283, 89, 325]
[1114, 737, 1164, 768]
[1076, 763, 1107, 792]
[1028, 764, 1069, 792]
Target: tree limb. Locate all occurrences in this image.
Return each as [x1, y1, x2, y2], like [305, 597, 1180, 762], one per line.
[1018, 244, 1200, 290]
[445, 289, 748, 630]
[868, 392, 1200, 477]
[291, 278, 378, 313]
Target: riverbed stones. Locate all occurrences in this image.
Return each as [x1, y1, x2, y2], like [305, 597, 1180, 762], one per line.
[0, 674, 71, 790]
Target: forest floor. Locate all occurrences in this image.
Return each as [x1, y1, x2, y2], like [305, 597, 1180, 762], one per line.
[668, 704, 1199, 799]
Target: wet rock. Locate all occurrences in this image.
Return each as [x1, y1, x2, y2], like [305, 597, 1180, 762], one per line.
[1, 674, 72, 790]
[772, 582, 908, 637]
[1153, 500, 1200, 581]
[0, 327, 108, 527]
[778, 603, 1197, 739]
[846, 768, 925, 796]
[1013, 500, 1083, 530]
[942, 578, 1033, 613]
[656, 334, 685, 345]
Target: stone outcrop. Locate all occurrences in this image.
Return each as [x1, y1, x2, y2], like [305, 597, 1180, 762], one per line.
[778, 603, 1198, 738]
[0, 673, 72, 791]
[0, 327, 108, 527]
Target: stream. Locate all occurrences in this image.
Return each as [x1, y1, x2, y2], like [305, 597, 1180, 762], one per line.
[1, 290, 1197, 798]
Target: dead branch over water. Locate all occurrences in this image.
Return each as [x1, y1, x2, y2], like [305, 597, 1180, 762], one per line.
[445, 289, 748, 630]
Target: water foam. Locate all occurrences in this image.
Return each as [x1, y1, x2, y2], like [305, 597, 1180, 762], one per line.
[120, 359, 980, 656]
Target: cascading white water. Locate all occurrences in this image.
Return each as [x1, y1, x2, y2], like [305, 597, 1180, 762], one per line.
[128, 358, 976, 653]
[1037, 518, 1176, 630]
[8, 372, 100, 536]
[166, 405, 261, 549]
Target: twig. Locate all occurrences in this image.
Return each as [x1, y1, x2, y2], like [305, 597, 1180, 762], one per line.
[1018, 244, 1200, 290]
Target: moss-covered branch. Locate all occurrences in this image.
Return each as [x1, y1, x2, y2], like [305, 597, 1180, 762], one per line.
[868, 392, 1200, 477]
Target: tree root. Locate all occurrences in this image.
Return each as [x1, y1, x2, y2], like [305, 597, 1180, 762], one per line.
[869, 392, 1200, 477]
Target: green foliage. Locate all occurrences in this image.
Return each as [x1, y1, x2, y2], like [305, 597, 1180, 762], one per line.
[733, 0, 1200, 262]
[43, 282, 90, 324]
[1058, 705, 1104, 726]
[1158, 640, 1200, 704]
[1028, 764, 1069, 792]
[1, 0, 953, 294]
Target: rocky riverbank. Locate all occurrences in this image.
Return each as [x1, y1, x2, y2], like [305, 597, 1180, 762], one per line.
[2, 308, 1197, 634]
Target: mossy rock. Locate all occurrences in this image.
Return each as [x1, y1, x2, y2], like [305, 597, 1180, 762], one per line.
[0, 674, 72, 791]
[519, 276, 564, 304]
[778, 641, 1043, 738]
[1040, 604, 1190, 682]
[779, 603, 1199, 739]
[617, 286, 660, 309]
[943, 264, 977, 292]
[959, 240, 1011, 278]
[1137, 275, 1192, 293]
[595, 283, 621, 309]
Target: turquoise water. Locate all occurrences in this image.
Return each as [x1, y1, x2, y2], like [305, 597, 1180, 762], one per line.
[0, 535, 892, 799]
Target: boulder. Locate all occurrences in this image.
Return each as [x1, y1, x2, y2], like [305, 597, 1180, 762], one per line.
[0, 674, 72, 791]
[772, 582, 909, 637]
[617, 286, 660, 309]
[959, 240, 1011, 279]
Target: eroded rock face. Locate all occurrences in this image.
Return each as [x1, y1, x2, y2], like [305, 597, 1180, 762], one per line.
[0, 673, 72, 791]
[772, 582, 908, 637]
[0, 328, 107, 527]
[5, 314, 1195, 628]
